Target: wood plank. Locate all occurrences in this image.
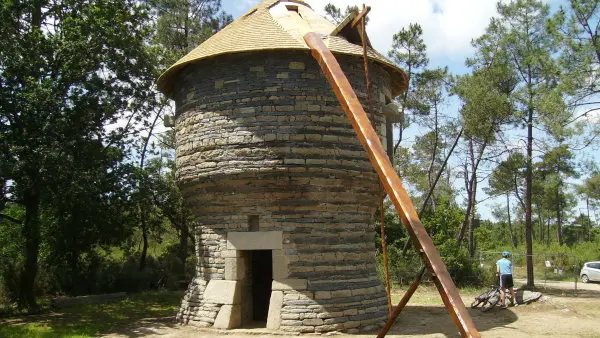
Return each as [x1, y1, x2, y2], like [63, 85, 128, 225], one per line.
[303, 31, 480, 338]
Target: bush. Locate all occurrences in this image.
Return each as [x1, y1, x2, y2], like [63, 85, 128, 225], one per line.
[0, 260, 20, 304]
[437, 239, 485, 287]
[378, 240, 485, 287]
[377, 245, 421, 285]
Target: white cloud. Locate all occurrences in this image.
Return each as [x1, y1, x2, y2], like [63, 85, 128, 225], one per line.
[238, 0, 260, 11]
[308, 0, 498, 62]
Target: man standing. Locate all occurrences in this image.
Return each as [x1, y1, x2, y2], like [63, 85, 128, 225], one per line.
[496, 251, 518, 308]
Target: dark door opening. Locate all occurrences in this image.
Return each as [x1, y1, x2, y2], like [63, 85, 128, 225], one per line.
[251, 250, 272, 322]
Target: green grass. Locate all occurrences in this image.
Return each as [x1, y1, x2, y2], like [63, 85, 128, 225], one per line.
[389, 283, 481, 306]
[0, 291, 182, 338]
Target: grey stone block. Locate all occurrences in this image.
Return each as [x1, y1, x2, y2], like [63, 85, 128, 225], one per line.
[226, 231, 282, 250]
[272, 279, 308, 291]
[203, 280, 241, 305]
[213, 305, 241, 329]
[266, 291, 283, 330]
[224, 257, 246, 280]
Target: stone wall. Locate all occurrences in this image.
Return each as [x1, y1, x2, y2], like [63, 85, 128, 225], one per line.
[173, 51, 393, 333]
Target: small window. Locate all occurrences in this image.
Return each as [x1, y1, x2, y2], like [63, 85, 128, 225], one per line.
[286, 5, 299, 13]
[248, 215, 259, 232]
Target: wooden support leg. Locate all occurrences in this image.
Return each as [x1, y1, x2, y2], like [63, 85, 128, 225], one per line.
[303, 32, 480, 338]
[377, 267, 426, 338]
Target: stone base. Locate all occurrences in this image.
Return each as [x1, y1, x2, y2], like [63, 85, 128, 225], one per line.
[176, 275, 387, 334]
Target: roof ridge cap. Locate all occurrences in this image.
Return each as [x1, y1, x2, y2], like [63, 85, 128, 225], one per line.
[264, 3, 310, 47]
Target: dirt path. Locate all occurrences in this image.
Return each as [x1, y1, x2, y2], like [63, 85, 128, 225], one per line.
[514, 278, 600, 292]
[102, 284, 600, 338]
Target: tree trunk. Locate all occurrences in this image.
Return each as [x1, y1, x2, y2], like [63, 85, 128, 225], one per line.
[468, 176, 478, 257]
[426, 105, 439, 213]
[18, 1, 44, 312]
[401, 127, 463, 256]
[386, 119, 394, 163]
[418, 127, 463, 218]
[137, 108, 162, 271]
[394, 124, 404, 155]
[547, 217, 550, 246]
[507, 193, 517, 248]
[537, 204, 543, 243]
[139, 209, 149, 271]
[19, 185, 41, 312]
[556, 184, 563, 245]
[586, 197, 592, 241]
[457, 169, 475, 245]
[525, 109, 534, 288]
[458, 137, 486, 251]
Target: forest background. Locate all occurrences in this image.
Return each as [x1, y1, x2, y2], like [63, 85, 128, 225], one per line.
[1, 0, 600, 314]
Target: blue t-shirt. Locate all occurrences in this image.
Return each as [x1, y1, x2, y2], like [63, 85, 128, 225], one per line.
[496, 258, 513, 275]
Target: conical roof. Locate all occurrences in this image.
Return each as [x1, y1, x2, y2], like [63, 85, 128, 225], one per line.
[157, 0, 407, 98]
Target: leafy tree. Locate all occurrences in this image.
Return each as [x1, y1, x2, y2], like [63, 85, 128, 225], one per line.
[411, 68, 456, 213]
[43, 148, 136, 293]
[142, 0, 232, 272]
[408, 130, 455, 204]
[579, 170, 600, 202]
[550, 0, 600, 106]
[578, 170, 600, 241]
[323, 3, 365, 25]
[486, 152, 527, 247]
[146, 155, 196, 277]
[565, 214, 594, 245]
[536, 145, 579, 245]
[394, 68, 463, 257]
[453, 65, 512, 256]
[471, 0, 564, 287]
[0, 0, 158, 311]
[150, 0, 232, 64]
[388, 23, 429, 152]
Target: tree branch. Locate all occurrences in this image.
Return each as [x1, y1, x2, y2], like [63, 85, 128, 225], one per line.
[0, 213, 22, 224]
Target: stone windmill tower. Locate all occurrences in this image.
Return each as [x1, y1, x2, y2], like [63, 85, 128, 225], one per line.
[157, 0, 407, 333]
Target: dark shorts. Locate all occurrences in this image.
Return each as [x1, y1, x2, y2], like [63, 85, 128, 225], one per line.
[500, 274, 514, 289]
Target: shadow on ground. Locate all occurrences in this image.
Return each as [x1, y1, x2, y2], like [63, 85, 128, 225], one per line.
[373, 305, 518, 337]
[0, 292, 182, 338]
[102, 306, 518, 338]
[515, 279, 600, 299]
[523, 283, 600, 299]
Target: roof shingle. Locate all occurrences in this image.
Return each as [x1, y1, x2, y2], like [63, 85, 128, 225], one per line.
[157, 0, 407, 98]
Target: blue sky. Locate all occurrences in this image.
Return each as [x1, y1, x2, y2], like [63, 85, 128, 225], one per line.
[219, 0, 597, 222]
[223, 0, 565, 75]
[223, 0, 477, 74]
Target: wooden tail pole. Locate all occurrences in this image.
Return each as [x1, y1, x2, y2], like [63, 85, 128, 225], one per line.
[357, 6, 392, 317]
[377, 267, 426, 338]
[303, 32, 480, 338]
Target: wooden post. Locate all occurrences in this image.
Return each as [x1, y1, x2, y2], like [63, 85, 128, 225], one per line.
[303, 32, 480, 338]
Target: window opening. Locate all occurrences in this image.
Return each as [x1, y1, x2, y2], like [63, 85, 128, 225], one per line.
[248, 215, 259, 232]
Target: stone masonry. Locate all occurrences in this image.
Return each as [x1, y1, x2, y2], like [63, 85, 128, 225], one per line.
[173, 51, 394, 333]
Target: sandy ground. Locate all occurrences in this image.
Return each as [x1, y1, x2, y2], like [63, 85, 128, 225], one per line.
[515, 278, 597, 292]
[102, 281, 600, 338]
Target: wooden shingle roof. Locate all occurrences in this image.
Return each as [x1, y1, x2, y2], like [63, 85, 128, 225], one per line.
[157, 0, 407, 98]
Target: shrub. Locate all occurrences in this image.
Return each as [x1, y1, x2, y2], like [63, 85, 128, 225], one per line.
[378, 240, 484, 287]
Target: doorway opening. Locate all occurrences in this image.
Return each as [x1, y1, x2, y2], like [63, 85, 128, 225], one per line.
[250, 250, 272, 324]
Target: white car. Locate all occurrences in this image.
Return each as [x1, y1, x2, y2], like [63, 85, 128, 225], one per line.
[580, 261, 600, 283]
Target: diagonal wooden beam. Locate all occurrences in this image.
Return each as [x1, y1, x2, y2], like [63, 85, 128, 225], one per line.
[303, 32, 480, 338]
[377, 266, 426, 338]
[351, 6, 370, 28]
